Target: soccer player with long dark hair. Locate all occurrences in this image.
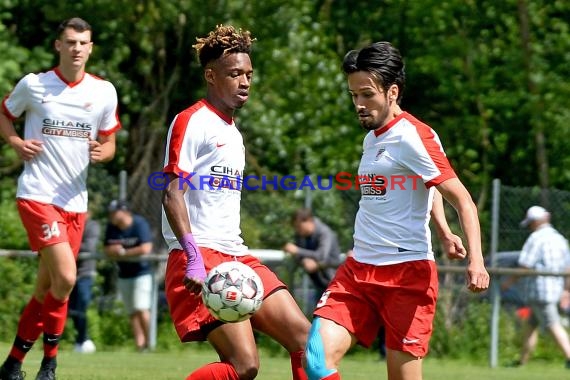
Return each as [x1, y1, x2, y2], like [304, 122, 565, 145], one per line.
[304, 41, 490, 380]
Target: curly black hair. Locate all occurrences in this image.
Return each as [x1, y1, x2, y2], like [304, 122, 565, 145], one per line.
[193, 24, 255, 68]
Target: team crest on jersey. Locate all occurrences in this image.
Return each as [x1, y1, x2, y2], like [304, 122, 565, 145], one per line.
[375, 147, 386, 160]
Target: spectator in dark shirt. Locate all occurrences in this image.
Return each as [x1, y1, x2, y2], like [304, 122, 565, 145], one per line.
[283, 208, 342, 298]
[104, 200, 153, 352]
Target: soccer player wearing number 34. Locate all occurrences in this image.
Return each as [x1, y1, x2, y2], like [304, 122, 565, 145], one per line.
[0, 18, 120, 380]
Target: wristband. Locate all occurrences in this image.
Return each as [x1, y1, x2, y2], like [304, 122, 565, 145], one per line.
[118, 247, 126, 256]
[180, 233, 206, 280]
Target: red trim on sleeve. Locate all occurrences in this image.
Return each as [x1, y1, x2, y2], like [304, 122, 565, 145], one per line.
[163, 103, 203, 176]
[1, 95, 17, 120]
[406, 113, 457, 188]
[163, 164, 190, 179]
[98, 123, 121, 136]
[98, 107, 122, 136]
[425, 171, 457, 188]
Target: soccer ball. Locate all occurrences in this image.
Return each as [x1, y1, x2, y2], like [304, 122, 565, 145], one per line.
[202, 261, 264, 323]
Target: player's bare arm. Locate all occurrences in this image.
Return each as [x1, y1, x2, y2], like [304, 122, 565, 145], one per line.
[430, 189, 466, 260]
[162, 173, 204, 293]
[0, 110, 43, 160]
[162, 173, 192, 240]
[436, 177, 490, 292]
[89, 133, 116, 163]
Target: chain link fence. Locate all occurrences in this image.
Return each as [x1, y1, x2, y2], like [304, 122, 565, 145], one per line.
[496, 183, 570, 252]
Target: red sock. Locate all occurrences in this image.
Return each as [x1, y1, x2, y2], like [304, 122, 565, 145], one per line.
[290, 350, 308, 380]
[186, 362, 239, 380]
[8, 297, 44, 362]
[42, 292, 68, 358]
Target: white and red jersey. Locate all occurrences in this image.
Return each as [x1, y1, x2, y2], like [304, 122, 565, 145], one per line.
[352, 112, 456, 266]
[162, 99, 247, 256]
[2, 68, 121, 212]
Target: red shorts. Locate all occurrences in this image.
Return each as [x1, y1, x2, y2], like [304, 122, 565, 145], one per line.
[165, 247, 287, 342]
[17, 199, 86, 257]
[313, 257, 438, 358]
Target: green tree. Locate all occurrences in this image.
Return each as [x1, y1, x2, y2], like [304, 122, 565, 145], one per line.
[1, 0, 569, 251]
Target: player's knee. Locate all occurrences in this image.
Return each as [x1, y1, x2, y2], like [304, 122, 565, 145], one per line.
[232, 356, 259, 380]
[50, 272, 76, 299]
[234, 363, 258, 380]
[305, 318, 336, 380]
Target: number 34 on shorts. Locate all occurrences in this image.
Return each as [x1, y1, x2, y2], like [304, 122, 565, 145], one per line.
[42, 221, 61, 239]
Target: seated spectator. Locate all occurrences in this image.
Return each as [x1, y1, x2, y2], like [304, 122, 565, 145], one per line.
[283, 208, 342, 298]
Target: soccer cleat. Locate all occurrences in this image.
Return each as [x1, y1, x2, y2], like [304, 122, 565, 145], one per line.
[34, 358, 56, 380]
[0, 363, 26, 380]
[34, 367, 54, 380]
[34, 366, 54, 380]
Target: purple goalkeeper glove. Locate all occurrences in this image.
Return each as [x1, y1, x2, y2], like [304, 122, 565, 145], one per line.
[180, 233, 206, 281]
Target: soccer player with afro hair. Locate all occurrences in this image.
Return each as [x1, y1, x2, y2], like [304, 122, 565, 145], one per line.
[161, 25, 311, 380]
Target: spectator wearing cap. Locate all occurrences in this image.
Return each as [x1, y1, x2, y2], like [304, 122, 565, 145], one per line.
[504, 205, 570, 368]
[103, 200, 153, 352]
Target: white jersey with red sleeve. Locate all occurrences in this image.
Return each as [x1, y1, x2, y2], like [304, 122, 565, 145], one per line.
[2, 68, 121, 212]
[352, 112, 457, 266]
[161, 99, 248, 256]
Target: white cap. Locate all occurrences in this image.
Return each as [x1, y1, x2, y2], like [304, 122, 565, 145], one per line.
[520, 206, 550, 227]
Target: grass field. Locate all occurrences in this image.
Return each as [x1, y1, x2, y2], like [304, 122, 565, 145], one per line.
[2, 342, 568, 380]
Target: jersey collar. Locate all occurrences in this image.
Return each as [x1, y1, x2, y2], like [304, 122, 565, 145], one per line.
[201, 99, 234, 125]
[374, 112, 408, 137]
[54, 67, 86, 88]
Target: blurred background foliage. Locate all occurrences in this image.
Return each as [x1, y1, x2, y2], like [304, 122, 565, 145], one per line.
[0, 0, 569, 255]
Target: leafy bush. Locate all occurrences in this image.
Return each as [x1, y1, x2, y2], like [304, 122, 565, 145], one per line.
[0, 180, 29, 250]
[0, 257, 36, 341]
